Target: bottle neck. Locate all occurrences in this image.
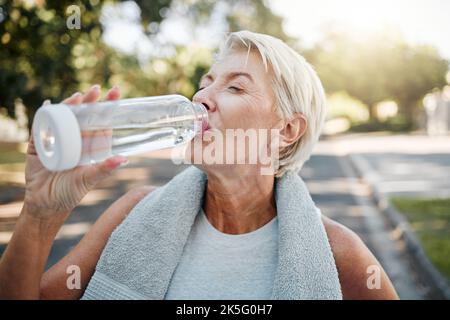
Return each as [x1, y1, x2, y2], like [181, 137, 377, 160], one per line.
[192, 102, 209, 133]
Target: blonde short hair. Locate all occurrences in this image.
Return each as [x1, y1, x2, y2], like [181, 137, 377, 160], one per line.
[216, 30, 327, 177]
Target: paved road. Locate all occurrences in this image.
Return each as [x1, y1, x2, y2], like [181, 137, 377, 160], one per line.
[324, 133, 450, 199]
[355, 152, 450, 199]
[302, 153, 433, 299]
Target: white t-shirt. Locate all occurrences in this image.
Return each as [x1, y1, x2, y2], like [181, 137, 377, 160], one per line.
[165, 209, 279, 300]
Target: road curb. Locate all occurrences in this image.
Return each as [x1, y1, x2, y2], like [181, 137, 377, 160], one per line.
[348, 153, 450, 300]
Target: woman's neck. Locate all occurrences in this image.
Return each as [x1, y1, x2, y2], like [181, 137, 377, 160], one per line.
[203, 171, 276, 234]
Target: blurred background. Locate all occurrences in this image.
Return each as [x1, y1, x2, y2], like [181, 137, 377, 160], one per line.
[0, 0, 449, 299]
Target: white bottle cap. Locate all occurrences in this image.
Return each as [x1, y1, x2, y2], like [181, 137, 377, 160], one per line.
[32, 104, 82, 171]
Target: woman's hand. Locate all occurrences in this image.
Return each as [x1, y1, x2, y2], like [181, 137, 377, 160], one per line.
[0, 85, 128, 299]
[24, 84, 128, 220]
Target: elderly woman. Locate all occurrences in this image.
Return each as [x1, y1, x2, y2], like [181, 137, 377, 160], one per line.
[0, 31, 398, 300]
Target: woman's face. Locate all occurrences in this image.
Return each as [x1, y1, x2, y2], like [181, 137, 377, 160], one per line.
[187, 49, 282, 176]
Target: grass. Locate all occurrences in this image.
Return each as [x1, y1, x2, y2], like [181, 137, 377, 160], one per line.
[391, 197, 450, 281]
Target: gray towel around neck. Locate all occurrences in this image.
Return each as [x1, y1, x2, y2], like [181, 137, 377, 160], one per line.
[82, 166, 342, 300]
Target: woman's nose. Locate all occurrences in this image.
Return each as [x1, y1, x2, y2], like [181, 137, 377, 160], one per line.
[192, 88, 216, 112]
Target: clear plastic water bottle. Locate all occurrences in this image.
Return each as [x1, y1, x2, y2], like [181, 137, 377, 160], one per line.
[32, 94, 208, 171]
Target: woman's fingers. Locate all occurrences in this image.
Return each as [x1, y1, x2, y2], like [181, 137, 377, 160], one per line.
[62, 84, 118, 106]
[61, 84, 100, 105]
[27, 99, 53, 156]
[81, 84, 101, 103]
[105, 86, 120, 101]
[80, 155, 128, 190]
[27, 134, 37, 156]
[63, 92, 83, 105]
[32, 85, 119, 158]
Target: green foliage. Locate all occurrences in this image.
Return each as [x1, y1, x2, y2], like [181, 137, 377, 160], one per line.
[304, 27, 449, 127]
[384, 43, 448, 123]
[0, 0, 171, 124]
[134, 0, 172, 30]
[106, 45, 212, 99]
[0, 0, 288, 129]
[1, 0, 448, 133]
[349, 115, 415, 133]
[327, 91, 369, 124]
[225, 0, 292, 43]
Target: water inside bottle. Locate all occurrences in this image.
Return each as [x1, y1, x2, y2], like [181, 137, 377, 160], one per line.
[78, 114, 200, 165]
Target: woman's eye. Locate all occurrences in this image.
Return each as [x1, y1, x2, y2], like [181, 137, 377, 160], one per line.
[228, 86, 242, 93]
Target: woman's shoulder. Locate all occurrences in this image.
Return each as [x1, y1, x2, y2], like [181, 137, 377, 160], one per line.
[321, 215, 399, 299]
[321, 215, 364, 257]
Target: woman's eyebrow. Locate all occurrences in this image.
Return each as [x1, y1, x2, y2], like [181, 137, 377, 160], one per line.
[226, 72, 254, 83]
[199, 71, 254, 85]
[200, 73, 214, 84]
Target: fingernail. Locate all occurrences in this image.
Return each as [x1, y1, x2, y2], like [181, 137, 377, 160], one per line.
[107, 85, 119, 96]
[119, 157, 129, 167]
[43, 99, 51, 105]
[92, 84, 101, 91]
[71, 92, 82, 98]
[106, 156, 128, 170]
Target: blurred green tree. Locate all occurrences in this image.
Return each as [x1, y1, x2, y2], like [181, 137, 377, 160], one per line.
[0, 0, 172, 126]
[304, 27, 448, 128]
[0, 0, 288, 130]
[384, 43, 448, 126]
[311, 31, 389, 122]
[225, 0, 292, 43]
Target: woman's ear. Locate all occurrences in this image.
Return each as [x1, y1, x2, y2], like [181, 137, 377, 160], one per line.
[279, 113, 308, 147]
